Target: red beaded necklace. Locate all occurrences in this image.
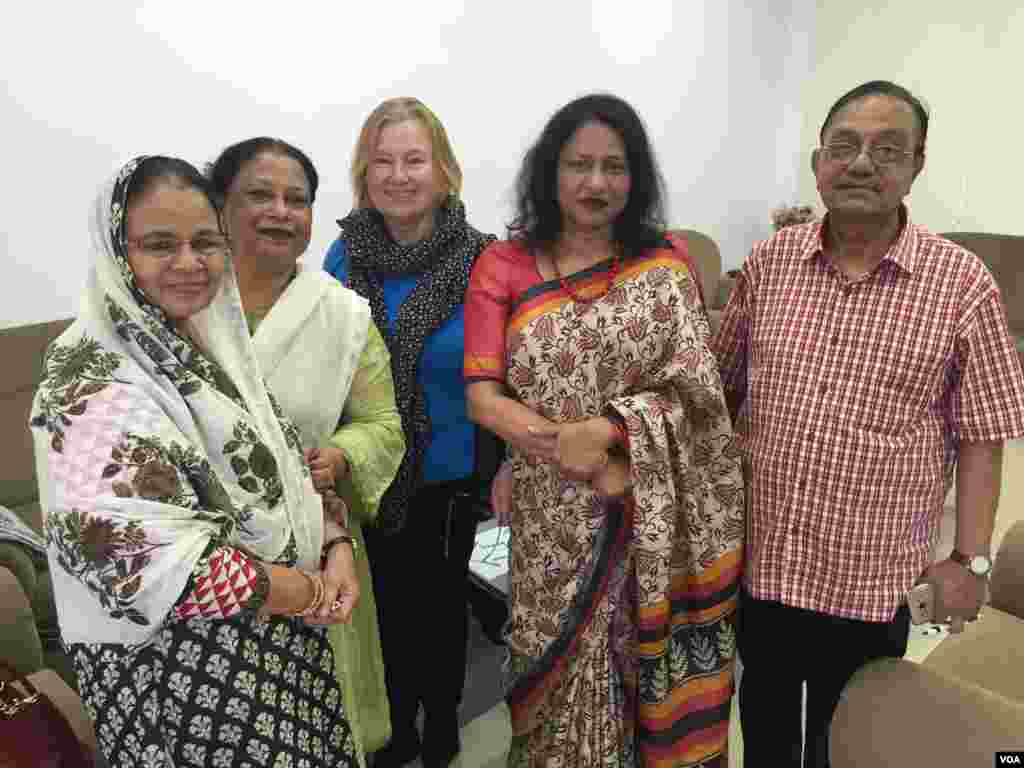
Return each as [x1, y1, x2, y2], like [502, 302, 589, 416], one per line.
[552, 249, 622, 305]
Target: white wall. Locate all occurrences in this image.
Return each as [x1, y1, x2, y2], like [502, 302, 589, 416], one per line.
[2, 0, 814, 328]
[799, 0, 1024, 235]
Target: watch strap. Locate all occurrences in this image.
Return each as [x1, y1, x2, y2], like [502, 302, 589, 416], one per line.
[950, 548, 991, 576]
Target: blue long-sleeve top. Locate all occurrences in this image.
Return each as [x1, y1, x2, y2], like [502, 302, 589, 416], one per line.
[324, 237, 473, 485]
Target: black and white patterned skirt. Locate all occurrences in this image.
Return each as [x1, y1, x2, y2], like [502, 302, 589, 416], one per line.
[72, 613, 356, 768]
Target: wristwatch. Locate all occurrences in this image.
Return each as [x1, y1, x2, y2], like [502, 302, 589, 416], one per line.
[950, 549, 992, 578]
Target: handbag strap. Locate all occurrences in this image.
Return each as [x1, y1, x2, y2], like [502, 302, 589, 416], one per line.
[0, 661, 43, 719]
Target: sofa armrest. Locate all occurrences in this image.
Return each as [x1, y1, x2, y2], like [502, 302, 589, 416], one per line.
[830, 658, 1024, 768]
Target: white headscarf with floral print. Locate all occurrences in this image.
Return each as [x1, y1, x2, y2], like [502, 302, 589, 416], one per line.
[30, 157, 325, 644]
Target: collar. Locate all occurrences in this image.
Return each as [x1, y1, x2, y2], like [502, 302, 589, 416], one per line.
[800, 205, 920, 274]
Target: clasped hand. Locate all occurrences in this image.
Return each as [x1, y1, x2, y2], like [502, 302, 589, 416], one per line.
[306, 446, 348, 494]
[528, 419, 609, 480]
[527, 418, 631, 498]
[304, 509, 359, 626]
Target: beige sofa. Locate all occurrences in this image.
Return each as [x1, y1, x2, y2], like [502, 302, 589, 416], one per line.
[831, 520, 1024, 766]
[672, 229, 732, 332]
[0, 318, 96, 753]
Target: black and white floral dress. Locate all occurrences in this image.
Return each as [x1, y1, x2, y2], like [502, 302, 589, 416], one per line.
[74, 603, 353, 767]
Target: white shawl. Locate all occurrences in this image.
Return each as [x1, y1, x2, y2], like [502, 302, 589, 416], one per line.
[30, 159, 325, 645]
[251, 264, 371, 448]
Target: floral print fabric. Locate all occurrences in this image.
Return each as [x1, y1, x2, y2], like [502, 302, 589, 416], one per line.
[29, 159, 353, 766]
[76, 615, 354, 767]
[464, 239, 744, 768]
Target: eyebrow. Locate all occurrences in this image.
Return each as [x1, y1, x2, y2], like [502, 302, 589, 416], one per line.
[828, 128, 911, 143]
[138, 226, 221, 238]
[374, 149, 428, 158]
[566, 153, 627, 162]
[246, 178, 308, 193]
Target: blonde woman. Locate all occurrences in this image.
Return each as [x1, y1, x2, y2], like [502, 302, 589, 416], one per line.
[324, 98, 498, 768]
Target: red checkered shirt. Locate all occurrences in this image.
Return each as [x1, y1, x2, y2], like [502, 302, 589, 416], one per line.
[712, 210, 1024, 621]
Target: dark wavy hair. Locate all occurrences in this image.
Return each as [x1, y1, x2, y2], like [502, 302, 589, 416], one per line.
[508, 93, 667, 256]
[125, 156, 217, 213]
[207, 137, 319, 208]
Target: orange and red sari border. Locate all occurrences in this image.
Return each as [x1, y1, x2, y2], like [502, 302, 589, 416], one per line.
[508, 249, 694, 336]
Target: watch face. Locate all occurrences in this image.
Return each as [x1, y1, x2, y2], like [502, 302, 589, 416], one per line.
[969, 555, 991, 575]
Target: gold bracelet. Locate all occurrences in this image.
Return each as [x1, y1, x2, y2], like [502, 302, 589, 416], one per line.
[294, 570, 324, 617]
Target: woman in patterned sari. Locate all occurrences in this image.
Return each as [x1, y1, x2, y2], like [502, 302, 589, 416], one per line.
[465, 94, 744, 767]
[30, 156, 360, 767]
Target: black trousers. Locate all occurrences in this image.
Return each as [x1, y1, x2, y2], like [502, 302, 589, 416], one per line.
[363, 481, 480, 754]
[737, 589, 910, 768]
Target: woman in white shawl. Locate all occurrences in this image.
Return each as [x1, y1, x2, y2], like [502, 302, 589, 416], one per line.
[30, 156, 360, 768]
[208, 138, 405, 764]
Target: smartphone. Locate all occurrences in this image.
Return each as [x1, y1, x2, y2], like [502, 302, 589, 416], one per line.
[908, 582, 935, 625]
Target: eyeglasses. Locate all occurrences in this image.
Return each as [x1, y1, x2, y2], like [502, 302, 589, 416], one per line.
[820, 142, 918, 168]
[126, 234, 230, 259]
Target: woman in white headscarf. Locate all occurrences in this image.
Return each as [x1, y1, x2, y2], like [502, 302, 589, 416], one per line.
[31, 155, 360, 768]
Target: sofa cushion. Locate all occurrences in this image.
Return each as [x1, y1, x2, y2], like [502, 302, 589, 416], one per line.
[921, 605, 1024, 703]
[0, 318, 73, 522]
[0, 388, 41, 516]
[0, 566, 44, 675]
[990, 520, 1024, 621]
[672, 229, 721, 309]
[830, 657, 1024, 768]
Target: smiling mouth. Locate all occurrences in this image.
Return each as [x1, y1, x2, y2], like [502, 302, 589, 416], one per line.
[258, 228, 294, 241]
[581, 199, 608, 209]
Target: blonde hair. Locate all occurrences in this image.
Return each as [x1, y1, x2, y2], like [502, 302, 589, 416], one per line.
[350, 97, 463, 209]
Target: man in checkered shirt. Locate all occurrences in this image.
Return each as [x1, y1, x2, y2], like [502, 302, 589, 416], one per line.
[712, 80, 1024, 767]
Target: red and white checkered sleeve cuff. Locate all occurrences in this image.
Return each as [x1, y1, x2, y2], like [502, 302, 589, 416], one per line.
[173, 547, 269, 620]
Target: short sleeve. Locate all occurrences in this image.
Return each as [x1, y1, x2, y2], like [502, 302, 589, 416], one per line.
[949, 283, 1024, 442]
[464, 242, 515, 383]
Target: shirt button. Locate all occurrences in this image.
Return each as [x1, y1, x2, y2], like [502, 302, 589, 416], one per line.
[819, 383, 828, 395]
[831, 333, 839, 345]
